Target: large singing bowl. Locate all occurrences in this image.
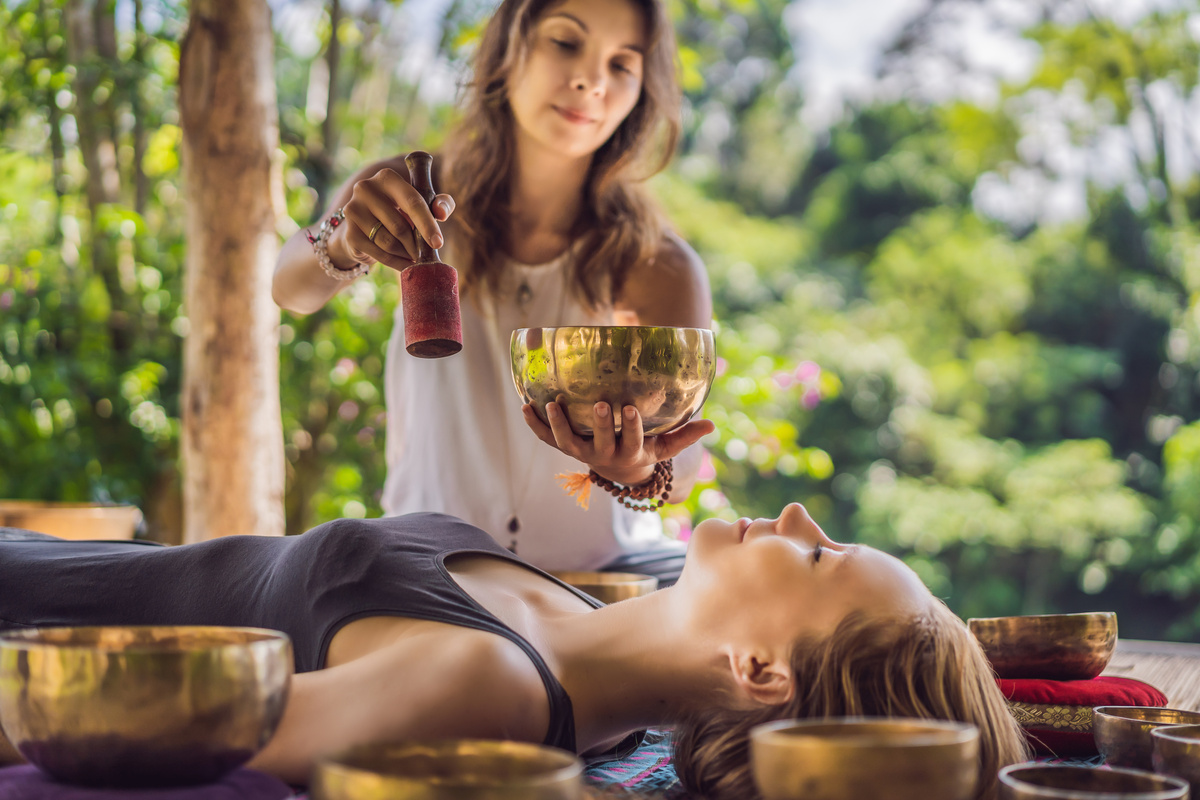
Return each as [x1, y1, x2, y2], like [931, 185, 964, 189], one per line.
[510, 326, 716, 437]
[0, 626, 292, 788]
[967, 612, 1117, 680]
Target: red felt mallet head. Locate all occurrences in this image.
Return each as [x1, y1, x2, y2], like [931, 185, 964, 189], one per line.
[401, 151, 462, 359]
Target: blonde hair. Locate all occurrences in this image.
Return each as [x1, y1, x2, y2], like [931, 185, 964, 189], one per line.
[673, 601, 1030, 800]
[440, 0, 681, 308]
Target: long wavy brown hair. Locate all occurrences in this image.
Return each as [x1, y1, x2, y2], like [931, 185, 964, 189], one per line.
[440, 0, 681, 309]
[673, 601, 1031, 800]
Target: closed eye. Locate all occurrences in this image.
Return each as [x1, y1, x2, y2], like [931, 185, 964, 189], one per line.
[813, 543, 823, 563]
[552, 39, 579, 52]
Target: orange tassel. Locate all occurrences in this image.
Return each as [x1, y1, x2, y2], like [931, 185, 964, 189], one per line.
[557, 471, 593, 510]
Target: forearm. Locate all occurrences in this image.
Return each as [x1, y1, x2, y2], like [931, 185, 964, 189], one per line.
[272, 227, 354, 315]
[0, 728, 24, 765]
[667, 438, 704, 504]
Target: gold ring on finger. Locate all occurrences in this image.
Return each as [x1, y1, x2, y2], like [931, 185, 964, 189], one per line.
[368, 221, 383, 243]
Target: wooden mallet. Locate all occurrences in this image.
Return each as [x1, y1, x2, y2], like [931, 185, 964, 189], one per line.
[401, 151, 462, 358]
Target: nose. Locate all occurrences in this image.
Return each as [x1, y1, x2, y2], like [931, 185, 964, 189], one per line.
[572, 58, 605, 95]
[779, 502, 844, 549]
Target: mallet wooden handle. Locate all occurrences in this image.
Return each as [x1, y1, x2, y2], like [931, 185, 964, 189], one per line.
[405, 151, 440, 264]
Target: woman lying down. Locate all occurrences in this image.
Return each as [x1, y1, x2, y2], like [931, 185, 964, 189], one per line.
[0, 503, 1029, 798]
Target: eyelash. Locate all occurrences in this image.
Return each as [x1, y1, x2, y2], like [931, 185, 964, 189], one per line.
[550, 39, 633, 74]
[814, 543, 823, 563]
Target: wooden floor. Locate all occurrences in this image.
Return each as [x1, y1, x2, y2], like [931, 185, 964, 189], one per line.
[1102, 639, 1200, 711]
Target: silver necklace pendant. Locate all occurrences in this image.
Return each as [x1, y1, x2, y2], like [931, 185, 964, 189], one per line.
[507, 516, 520, 533]
[516, 280, 533, 309]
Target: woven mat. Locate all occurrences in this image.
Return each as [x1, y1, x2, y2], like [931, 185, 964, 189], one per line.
[1102, 639, 1200, 711]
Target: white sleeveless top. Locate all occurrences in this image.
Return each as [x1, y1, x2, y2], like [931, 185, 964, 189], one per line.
[380, 247, 666, 570]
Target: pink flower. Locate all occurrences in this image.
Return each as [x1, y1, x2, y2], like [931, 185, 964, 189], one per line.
[698, 450, 717, 481]
[773, 371, 794, 388]
[676, 520, 693, 543]
[795, 360, 821, 383]
[338, 400, 360, 420]
[802, 387, 821, 410]
[716, 357, 728, 377]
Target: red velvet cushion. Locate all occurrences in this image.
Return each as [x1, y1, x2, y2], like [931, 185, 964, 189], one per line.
[997, 676, 1168, 757]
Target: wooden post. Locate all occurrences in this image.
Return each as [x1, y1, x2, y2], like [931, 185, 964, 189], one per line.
[178, 0, 285, 542]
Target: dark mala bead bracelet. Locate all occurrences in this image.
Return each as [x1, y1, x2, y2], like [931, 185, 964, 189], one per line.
[588, 459, 674, 511]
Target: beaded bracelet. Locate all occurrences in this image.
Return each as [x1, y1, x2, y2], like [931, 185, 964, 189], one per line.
[305, 208, 370, 281]
[559, 459, 674, 512]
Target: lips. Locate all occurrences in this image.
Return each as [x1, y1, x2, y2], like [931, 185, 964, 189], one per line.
[554, 105, 594, 124]
[736, 518, 751, 542]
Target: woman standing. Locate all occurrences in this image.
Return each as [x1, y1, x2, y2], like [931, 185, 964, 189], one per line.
[273, 0, 713, 583]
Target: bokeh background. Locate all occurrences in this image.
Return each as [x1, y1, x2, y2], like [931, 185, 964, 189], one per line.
[3, 0, 1200, 638]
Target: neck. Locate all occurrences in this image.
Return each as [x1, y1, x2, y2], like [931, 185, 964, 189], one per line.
[539, 587, 724, 753]
[509, 131, 592, 243]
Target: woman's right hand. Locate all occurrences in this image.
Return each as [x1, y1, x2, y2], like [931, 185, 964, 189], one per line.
[329, 165, 456, 273]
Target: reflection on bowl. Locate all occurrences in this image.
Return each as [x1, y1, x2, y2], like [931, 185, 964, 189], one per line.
[550, 571, 658, 604]
[750, 717, 980, 800]
[311, 739, 585, 800]
[1093, 706, 1200, 771]
[967, 612, 1117, 680]
[998, 763, 1188, 799]
[0, 501, 143, 541]
[0, 626, 292, 788]
[510, 326, 715, 437]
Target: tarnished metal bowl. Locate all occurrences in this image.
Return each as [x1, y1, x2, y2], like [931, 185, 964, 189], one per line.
[750, 718, 980, 800]
[311, 739, 585, 800]
[1153, 724, 1200, 795]
[998, 763, 1188, 799]
[0, 626, 292, 788]
[967, 612, 1117, 680]
[1094, 706, 1200, 771]
[550, 571, 658, 604]
[510, 326, 716, 437]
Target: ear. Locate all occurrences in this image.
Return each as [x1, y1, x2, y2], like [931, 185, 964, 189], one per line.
[727, 649, 795, 707]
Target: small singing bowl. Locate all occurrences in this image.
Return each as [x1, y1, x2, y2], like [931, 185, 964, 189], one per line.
[311, 739, 585, 800]
[0, 626, 292, 788]
[750, 718, 980, 800]
[1094, 706, 1200, 771]
[511, 326, 716, 437]
[967, 612, 1117, 680]
[998, 763, 1189, 799]
[550, 571, 658, 604]
[1153, 724, 1200, 795]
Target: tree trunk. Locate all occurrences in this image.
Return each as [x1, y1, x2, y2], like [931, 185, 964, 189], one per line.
[178, 0, 285, 542]
[131, 0, 149, 215]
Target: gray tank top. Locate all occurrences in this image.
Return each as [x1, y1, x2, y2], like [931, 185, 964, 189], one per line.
[0, 514, 601, 752]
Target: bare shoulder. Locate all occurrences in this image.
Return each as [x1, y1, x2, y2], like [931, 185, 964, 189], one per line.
[615, 230, 712, 328]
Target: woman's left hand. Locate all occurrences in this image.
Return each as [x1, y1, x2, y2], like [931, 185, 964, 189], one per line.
[522, 401, 715, 486]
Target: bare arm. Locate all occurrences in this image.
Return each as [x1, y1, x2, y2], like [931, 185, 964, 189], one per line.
[247, 632, 546, 785]
[272, 156, 456, 315]
[0, 728, 23, 766]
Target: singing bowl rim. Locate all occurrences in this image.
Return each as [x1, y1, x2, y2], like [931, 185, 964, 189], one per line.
[0, 625, 292, 653]
[751, 717, 981, 749]
[550, 570, 659, 587]
[1152, 723, 1200, 745]
[513, 324, 715, 336]
[315, 739, 585, 788]
[967, 611, 1117, 627]
[1094, 706, 1200, 726]
[998, 763, 1189, 798]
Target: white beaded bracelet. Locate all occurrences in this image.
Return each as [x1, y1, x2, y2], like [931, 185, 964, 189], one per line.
[308, 208, 370, 281]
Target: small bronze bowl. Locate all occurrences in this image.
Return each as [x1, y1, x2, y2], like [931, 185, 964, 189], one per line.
[967, 612, 1117, 680]
[550, 571, 658, 604]
[998, 763, 1188, 799]
[511, 326, 716, 437]
[311, 739, 585, 800]
[1094, 706, 1200, 771]
[0, 626, 291, 788]
[750, 717, 980, 800]
[1153, 723, 1200, 794]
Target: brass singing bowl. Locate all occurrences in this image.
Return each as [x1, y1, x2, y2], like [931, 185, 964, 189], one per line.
[1153, 724, 1200, 795]
[0, 626, 292, 788]
[510, 326, 716, 437]
[311, 739, 585, 800]
[750, 718, 980, 800]
[967, 612, 1117, 680]
[550, 571, 659, 604]
[1094, 707, 1200, 771]
[998, 763, 1189, 799]
[0, 500, 142, 541]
